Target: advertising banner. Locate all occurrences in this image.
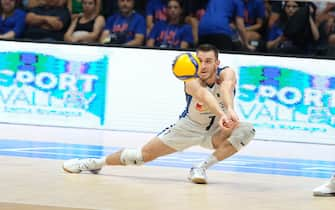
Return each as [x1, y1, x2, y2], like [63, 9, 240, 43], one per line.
[0, 41, 109, 128]
[229, 55, 335, 144]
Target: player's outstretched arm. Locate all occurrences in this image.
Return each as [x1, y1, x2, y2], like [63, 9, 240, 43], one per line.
[219, 67, 239, 124]
[219, 67, 236, 110]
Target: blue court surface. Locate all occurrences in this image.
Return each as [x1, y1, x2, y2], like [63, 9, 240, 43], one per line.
[0, 139, 334, 179]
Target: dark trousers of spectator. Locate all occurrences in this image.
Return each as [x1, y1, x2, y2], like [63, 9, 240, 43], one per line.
[198, 34, 233, 51]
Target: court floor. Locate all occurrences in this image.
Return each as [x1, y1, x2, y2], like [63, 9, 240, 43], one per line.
[0, 123, 334, 210]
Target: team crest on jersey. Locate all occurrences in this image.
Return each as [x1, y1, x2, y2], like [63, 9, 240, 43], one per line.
[195, 102, 209, 112]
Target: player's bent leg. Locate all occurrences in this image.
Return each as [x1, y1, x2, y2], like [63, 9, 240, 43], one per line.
[141, 137, 177, 162]
[313, 175, 335, 197]
[189, 122, 255, 184]
[212, 122, 255, 160]
[227, 122, 255, 151]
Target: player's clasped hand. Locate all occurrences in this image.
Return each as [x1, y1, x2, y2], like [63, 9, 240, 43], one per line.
[219, 114, 231, 129]
[220, 109, 239, 129]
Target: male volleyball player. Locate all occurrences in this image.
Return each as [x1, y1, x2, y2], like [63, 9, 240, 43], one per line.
[62, 44, 255, 184]
[313, 175, 335, 197]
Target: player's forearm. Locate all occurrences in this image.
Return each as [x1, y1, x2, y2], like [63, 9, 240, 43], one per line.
[220, 81, 235, 110]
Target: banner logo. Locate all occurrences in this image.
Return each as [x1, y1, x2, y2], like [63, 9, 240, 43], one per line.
[0, 52, 108, 126]
[237, 66, 335, 133]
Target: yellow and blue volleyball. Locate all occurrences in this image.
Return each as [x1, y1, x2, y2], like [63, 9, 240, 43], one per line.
[172, 53, 200, 81]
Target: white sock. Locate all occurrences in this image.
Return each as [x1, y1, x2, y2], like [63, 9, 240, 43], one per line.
[194, 155, 219, 169]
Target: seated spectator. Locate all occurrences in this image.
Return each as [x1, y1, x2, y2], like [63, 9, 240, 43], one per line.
[146, 0, 193, 49]
[267, 0, 283, 28]
[145, 0, 167, 35]
[266, 0, 319, 55]
[67, 0, 100, 18]
[198, 0, 254, 51]
[101, 0, 147, 19]
[183, 0, 208, 45]
[242, 0, 266, 44]
[99, 0, 145, 46]
[64, 0, 105, 43]
[0, 0, 26, 39]
[23, 0, 71, 41]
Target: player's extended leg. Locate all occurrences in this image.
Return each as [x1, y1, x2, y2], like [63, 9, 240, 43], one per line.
[62, 137, 177, 173]
[313, 175, 335, 197]
[189, 122, 255, 184]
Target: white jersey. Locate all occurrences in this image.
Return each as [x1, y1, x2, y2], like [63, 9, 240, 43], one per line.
[179, 68, 228, 130]
[157, 67, 249, 152]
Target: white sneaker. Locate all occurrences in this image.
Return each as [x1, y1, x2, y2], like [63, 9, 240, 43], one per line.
[62, 158, 103, 174]
[188, 167, 207, 184]
[313, 176, 335, 197]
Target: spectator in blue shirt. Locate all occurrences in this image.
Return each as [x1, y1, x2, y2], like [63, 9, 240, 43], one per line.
[0, 0, 26, 39]
[198, 0, 254, 51]
[183, 0, 208, 45]
[100, 0, 146, 46]
[145, 0, 167, 35]
[242, 0, 265, 43]
[146, 0, 193, 49]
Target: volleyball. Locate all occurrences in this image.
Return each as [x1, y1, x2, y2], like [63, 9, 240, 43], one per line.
[172, 53, 200, 81]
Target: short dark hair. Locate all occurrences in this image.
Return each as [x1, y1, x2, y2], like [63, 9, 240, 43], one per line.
[196, 44, 219, 60]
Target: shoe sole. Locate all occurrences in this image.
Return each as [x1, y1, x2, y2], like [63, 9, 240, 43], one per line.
[62, 165, 80, 174]
[190, 177, 207, 184]
[313, 192, 335, 197]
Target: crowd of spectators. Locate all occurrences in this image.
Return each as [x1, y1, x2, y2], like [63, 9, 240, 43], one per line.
[1, 0, 335, 57]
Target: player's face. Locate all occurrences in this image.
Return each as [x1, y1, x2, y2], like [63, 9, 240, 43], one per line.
[196, 50, 219, 81]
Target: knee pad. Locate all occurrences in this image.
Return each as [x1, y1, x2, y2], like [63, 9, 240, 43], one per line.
[120, 149, 144, 165]
[228, 122, 255, 151]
